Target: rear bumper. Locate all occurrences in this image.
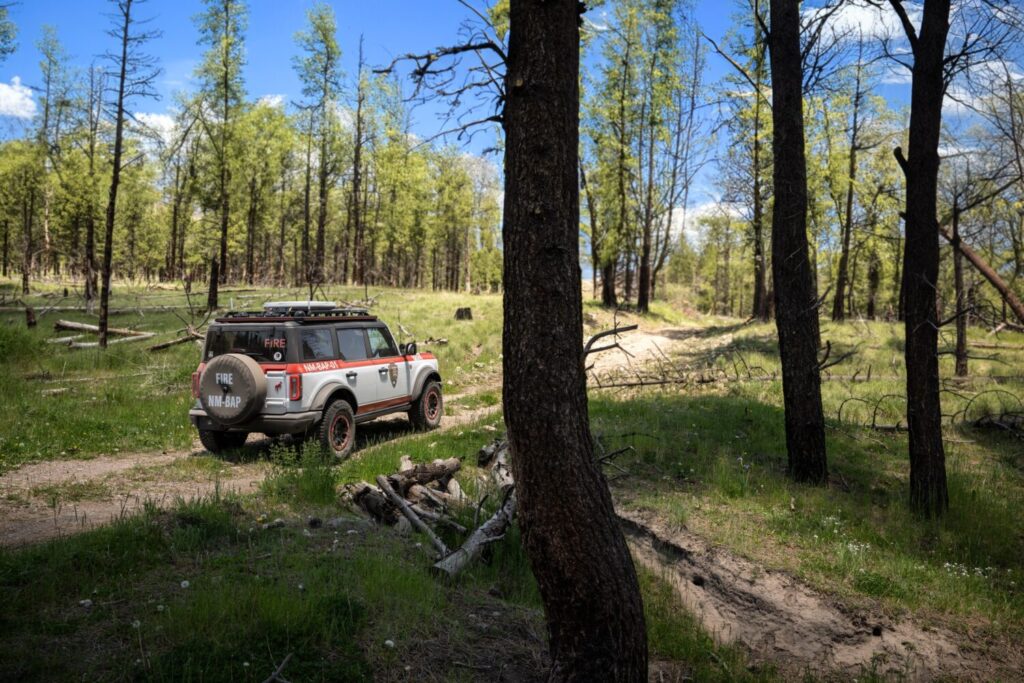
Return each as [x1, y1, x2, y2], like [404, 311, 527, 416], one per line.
[189, 409, 320, 435]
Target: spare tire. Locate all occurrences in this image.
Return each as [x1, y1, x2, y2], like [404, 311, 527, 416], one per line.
[199, 353, 267, 426]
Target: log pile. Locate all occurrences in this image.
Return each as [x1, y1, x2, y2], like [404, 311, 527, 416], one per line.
[342, 442, 519, 578]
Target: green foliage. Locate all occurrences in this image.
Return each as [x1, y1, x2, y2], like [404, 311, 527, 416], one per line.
[0, 5, 15, 61]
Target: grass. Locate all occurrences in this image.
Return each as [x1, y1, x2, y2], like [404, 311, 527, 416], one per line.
[592, 318, 1024, 640]
[0, 281, 505, 473]
[4, 278, 1024, 678]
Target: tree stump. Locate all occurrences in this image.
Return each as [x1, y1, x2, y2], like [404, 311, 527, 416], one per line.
[454, 307, 473, 320]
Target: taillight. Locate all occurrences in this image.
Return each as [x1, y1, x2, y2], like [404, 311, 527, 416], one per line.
[288, 374, 302, 400]
[191, 371, 200, 398]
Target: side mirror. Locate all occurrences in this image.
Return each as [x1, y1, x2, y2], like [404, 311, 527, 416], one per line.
[404, 342, 417, 356]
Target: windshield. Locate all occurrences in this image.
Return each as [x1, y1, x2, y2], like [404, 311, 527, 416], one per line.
[205, 326, 287, 363]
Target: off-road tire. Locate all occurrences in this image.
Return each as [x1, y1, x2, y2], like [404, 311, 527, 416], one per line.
[410, 381, 443, 431]
[319, 400, 356, 460]
[198, 429, 249, 454]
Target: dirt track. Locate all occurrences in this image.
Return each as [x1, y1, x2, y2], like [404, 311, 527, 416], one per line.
[0, 402, 500, 547]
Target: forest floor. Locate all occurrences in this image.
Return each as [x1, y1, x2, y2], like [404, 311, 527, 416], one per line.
[2, 281, 1023, 681]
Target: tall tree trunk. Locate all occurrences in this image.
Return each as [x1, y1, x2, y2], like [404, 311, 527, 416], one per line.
[866, 249, 880, 319]
[99, 2, 132, 349]
[580, 160, 600, 300]
[952, 208, 968, 377]
[601, 260, 618, 307]
[278, 169, 288, 285]
[503, 1, 647, 678]
[751, 78, 769, 321]
[2, 219, 8, 277]
[246, 176, 258, 285]
[302, 112, 313, 285]
[896, 0, 950, 516]
[22, 188, 35, 295]
[769, 0, 828, 483]
[315, 111, 329, 283]
[832, 62, 867, 321]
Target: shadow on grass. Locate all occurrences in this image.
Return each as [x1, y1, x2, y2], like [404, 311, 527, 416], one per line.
[208, 415, 419, 464]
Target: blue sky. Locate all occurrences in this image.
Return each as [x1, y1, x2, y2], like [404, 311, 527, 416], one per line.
[0, 0, 735, 150]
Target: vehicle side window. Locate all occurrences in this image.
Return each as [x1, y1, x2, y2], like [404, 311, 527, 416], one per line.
[300, 328, 335, 361]
[336, 328, 368, 361]
[367, 327, 398, 358]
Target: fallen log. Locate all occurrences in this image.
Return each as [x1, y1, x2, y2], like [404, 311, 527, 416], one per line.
[939, 223, 1024, 326]
[433, 491, 516, 579]
[376, 475, 449, 558]
[433, 439, 516, 578]
[149, 327, 205, 351]
[411, 504, 468, 533]
[350, 481, 400, 525]
[54, 319, 149, 337]
[390, 458, 461, 496]
[68, 333, 156, 349]
[47, 335, 84, 344]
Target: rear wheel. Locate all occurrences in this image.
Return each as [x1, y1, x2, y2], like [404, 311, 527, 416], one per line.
[410, 381, 443, 430]
[198, 429, 248, 454]
[319, 400, 356, 460]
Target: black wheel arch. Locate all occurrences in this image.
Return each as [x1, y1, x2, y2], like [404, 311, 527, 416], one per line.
[412, 370, 442, 400]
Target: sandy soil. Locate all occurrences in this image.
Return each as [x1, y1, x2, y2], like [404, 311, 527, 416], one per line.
[0, 448, 266, 546]
[619, 508, 1023, 682]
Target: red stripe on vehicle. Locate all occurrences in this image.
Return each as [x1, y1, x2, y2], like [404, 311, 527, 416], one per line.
[357, 396, 411, 415]
[284, 357, 407, 374]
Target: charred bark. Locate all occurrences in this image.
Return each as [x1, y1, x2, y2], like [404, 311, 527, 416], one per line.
[894, 0, 951, 516]
[769, 0, 828, 483]
[502, 1, 647, 679]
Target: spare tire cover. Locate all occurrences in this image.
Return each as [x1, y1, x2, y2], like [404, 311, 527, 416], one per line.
[199, 353, 267, 426]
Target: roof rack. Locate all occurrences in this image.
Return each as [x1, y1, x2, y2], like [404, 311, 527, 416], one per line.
[215, 303, 376, 324]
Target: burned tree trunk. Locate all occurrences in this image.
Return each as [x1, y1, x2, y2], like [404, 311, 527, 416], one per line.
[768, 0, 828, 483]
[892, 0, 951, 516]
[503, 1, 646, 679]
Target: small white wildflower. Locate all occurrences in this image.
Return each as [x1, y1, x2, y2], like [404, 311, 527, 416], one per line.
[298, 583, 305, 592]
[156, 605, 165, 613]
[243, 662, 250, 668]
[180, 580, 190, 589]
[384, 639, 395, 648]
[79, 599, 93, 608]
[132, 620, 141, 629]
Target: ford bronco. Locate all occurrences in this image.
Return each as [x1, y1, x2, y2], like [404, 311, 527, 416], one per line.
[189, 301, 443, 459]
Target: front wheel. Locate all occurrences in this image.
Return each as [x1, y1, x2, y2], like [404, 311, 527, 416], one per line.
[410, 381, 443, 430]
[319, 400, 356, 460]
[198, 429, 248, 454]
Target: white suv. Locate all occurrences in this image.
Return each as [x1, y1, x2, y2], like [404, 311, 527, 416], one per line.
[189, 302, 443, 458]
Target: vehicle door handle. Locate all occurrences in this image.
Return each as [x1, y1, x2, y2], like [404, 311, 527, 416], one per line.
[346, 372, 357, 380]
[378, 367, 389, 375]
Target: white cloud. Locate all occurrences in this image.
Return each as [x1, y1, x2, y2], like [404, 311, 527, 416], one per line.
[806, 0, 922, 43]
[0, 76, 36, 119]
[135, 112, 176, 145]
[673, 200, 744, 247]
[258, 94, 285, 109]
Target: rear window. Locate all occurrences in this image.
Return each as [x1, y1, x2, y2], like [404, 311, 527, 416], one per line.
[205, 327, 286, 362]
